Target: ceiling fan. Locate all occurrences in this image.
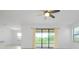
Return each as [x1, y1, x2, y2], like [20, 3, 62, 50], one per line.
[43, 10, 60, 18]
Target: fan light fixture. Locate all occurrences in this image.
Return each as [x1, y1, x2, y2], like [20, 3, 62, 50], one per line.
[44, 12, 50, 17]
[43, 10, 60, 18]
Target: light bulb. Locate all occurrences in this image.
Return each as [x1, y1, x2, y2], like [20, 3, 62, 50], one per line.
[45, 12, 50, 17]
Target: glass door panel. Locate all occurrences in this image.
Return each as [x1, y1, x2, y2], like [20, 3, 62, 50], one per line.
[35, 30, 41, 48]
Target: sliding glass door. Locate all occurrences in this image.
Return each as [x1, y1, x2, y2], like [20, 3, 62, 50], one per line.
[34, 29, 56, 48]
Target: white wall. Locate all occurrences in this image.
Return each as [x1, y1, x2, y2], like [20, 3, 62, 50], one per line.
[71, 22, 79, 49]
[0, 25, 21, 49]
[0, 24, 73, 49]
[21, 24, 72, 49]
[21, 25, 33, 49]
[0, 26, 12, 46]
[10, 30, 21, 46]
[57, 26, 72, 49]
[0, 24, 77, 49]
[0, 10, 78, 49]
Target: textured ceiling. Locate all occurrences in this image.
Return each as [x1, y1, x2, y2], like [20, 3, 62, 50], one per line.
[0, 10, 79, 27]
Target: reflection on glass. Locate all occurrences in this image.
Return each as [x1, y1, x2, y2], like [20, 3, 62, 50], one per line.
[42, 30, 48, 44]
[35, 33, 41, 44]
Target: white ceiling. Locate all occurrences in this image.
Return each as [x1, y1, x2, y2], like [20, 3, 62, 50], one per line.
[0, 10, 79, 27]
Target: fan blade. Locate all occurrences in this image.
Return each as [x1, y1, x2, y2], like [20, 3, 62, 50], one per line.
[50, 10, 60, 13]
[49, 14, 55, 18]
[44, 10, 48, 13]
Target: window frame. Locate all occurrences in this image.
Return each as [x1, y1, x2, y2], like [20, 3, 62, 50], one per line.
[73, 26, 79, 43]
[32, 28, 58, 49]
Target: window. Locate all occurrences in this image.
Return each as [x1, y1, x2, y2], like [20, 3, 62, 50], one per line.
[34, 28, 56, 48]
[17, 32, 22, 40]
[73, 26, 79, 42]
